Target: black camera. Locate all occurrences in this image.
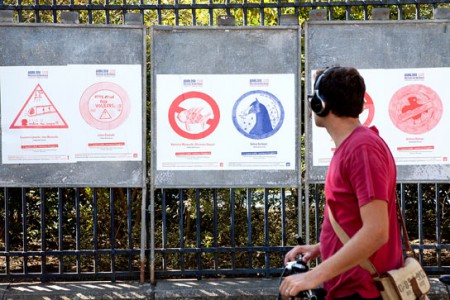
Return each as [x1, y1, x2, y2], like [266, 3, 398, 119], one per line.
[280, 258, 326, 300]
[278, 236, 326, 300]
[284, 259, 309, 276]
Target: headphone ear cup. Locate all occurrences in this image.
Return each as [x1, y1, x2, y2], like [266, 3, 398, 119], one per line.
[310, 93, 328, 117]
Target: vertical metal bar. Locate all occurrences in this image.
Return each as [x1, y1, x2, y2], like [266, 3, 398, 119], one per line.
[191, 0, 197, 25]
[230, 188, 236, 270]
[161, 189, 167, 271]
[5, 188, 10, 276]
[93, 188, 99, 275]
[345, 1, 350, 20]
[122, 0, 127, 22]
[105, 0, 110, 24]
[110, 188, 116, 282]
[398, 5, 403, 21]
[400, 184, 406, 218]
[22, 188, 28, 274]
[246, 188, 252, 269]
[243, 0, 248, 25]
[328, 0, 333, 20]
[127, 188, 132, 272]
[305, 184, 310, 245]
[208, 0, 213, 25]
[17, 0, 23, 22]
[314, 185, 320, 243]
[259, 0, 264, 25]
[417, 184, 424, 263]
[40, 188, 46, 279]
[179, 189, 185, 271]
[52, 0, 57, 22]
[213, 189, 218, 270]
[264, 188, 269, 277]
[300, 183, 305, 243]
[88, 0, 93, 23]
[281, 188, 286, 247]
[149, 186, 156, 284]
[195, 189, 202, 278]
[400, 184, 407, 256]
[157, 0, 162, 24]
[174, 0, 179, 25]
[75, 188, 81, 275]
[435, 184, 441, 267]
[277, 0, 281, 25]
[58, 188, 63, 274]
[148, 186, 154, 284]
[35, 0, 40, 22]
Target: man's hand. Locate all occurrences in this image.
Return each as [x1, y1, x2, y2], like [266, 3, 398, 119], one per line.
[278, 271, 320, 300]
[284, 243, 321, 265]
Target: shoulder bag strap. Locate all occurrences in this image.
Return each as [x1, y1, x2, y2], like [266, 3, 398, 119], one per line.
[327, 199, 413, 277]
[396, 200, 415, 258]
[327, 206, 379, 277]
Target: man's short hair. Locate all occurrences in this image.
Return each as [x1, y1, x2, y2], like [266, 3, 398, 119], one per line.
[314, 66, 366, 118]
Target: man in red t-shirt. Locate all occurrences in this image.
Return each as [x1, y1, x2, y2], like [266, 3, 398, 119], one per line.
[279, 67, 403, 300]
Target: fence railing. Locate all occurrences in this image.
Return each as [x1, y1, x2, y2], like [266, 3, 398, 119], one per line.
[1, 0, 449, 25]
[1, 0, 450, 282]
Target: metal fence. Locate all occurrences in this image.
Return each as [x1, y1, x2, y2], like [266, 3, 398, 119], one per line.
[1, 0, 450, 282]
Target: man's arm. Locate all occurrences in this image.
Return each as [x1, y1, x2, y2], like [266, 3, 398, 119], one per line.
[280, 199, 389, 297]
[309, 199, 389, 286]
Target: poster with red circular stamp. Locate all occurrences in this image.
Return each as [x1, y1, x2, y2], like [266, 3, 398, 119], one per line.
[361, 92, 375, 127]
[389, 84, 443, 135]
[168, 91, 220, 140]
[79, 82, 131, 130]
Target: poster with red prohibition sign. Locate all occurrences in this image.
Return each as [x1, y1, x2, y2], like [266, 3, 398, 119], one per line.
[311, 67, 449, 166]
[156, 74, 296, 171]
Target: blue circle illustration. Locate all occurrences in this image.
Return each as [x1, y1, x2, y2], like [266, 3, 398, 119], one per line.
[232, 90, 285, 140]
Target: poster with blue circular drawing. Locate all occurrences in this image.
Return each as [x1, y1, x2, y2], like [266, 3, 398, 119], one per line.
[232, 90, 284, 140]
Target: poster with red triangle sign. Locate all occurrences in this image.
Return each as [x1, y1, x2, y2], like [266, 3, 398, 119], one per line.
[9, 84, 68, 129]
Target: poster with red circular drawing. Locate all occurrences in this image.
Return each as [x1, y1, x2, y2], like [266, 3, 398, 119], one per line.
[389, 84, 443, 135]
[79, 82, 131, 130]
[360, 92, 375, 127]
[168, 91, 220, 140]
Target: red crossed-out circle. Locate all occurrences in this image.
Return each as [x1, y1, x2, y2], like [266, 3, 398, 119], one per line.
[361, 92, 375, 127]
[168, 91, 220, 140]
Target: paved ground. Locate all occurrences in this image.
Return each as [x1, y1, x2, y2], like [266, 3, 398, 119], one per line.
[0, 276, 448, 299]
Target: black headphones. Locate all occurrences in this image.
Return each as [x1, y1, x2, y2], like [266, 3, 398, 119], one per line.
[309, 67, 340, 117]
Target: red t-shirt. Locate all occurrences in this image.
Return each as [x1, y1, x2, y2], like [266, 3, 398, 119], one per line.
[319, 126, 403, 300]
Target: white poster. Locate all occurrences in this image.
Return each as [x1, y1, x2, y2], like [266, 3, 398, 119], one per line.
[0, 64, 142, 164]
[156, 74, 296, 170]
[69, 64, 142, 161]
[312, 67, 450, 166]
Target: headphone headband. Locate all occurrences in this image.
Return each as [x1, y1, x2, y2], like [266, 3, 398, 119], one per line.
[309, 67, 341, 117]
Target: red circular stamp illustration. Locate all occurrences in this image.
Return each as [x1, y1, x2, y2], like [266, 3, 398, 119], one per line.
[361, 92, 375, 127]
[389, 84, 442, 135]
[168, 91, 220, 140]
[79, 82, 131, 130]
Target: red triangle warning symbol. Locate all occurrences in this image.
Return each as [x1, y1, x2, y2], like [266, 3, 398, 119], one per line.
[99, 109, 112, 120]
[10, 84, 69, 129]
